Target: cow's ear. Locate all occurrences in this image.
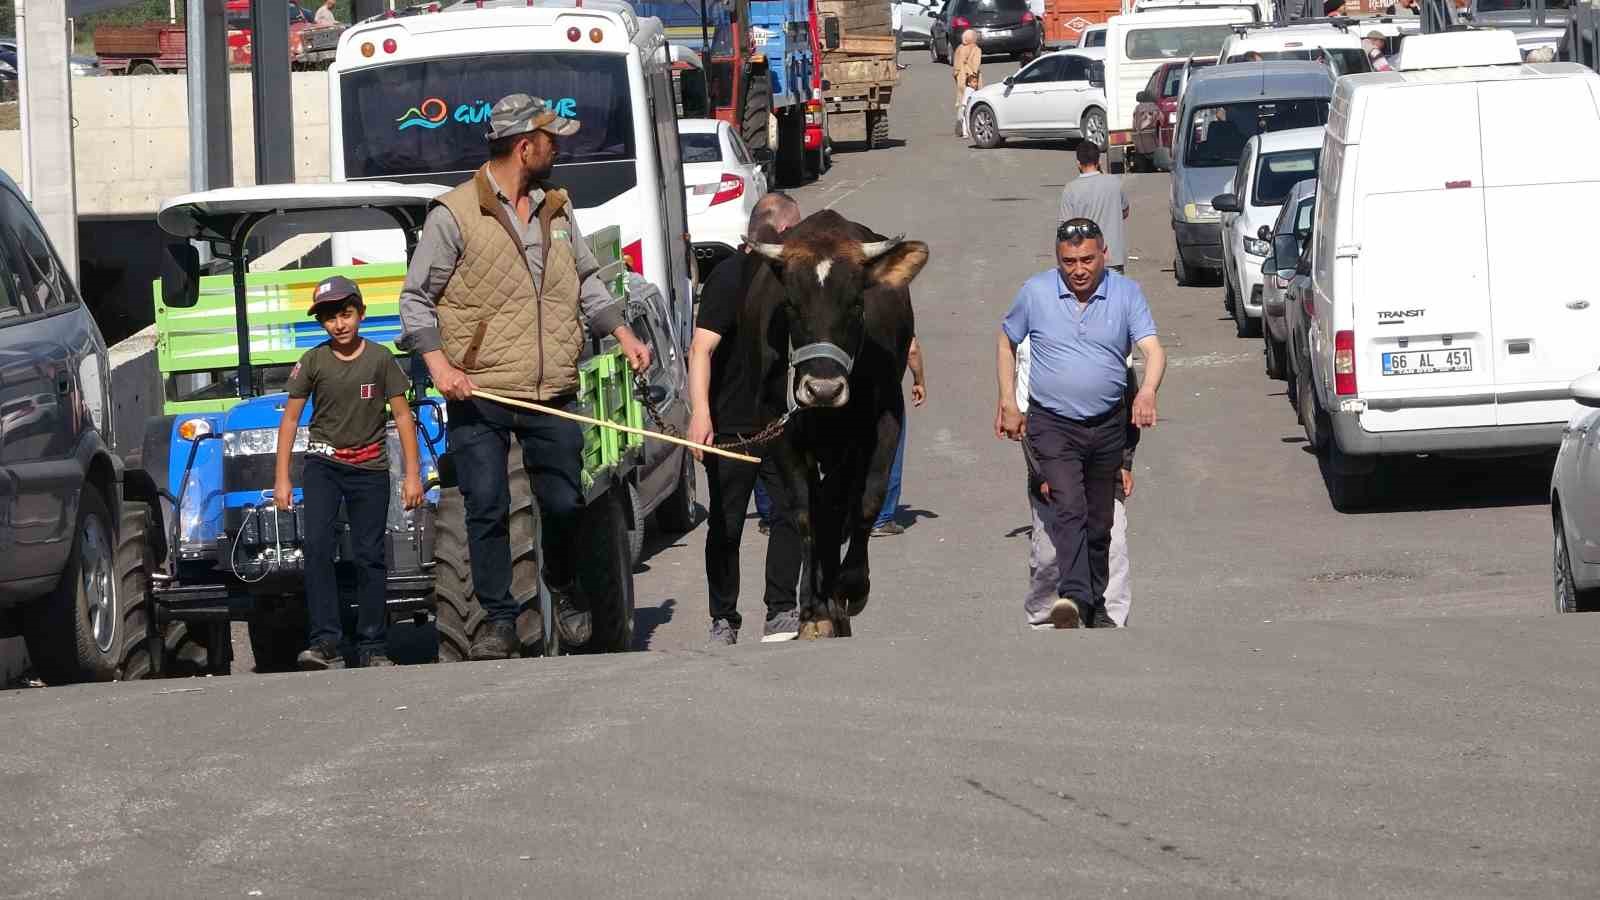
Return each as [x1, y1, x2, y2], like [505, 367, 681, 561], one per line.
[866, 240, 929, 289]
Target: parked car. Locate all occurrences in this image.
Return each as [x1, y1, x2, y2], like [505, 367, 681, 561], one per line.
[1217, 22, 1375, 75]
[1077, 24, 1107, 48]
[680, 118, 769, 279]
[967, 47, 1107, 148]
[1551, 371, 1600, 613]
[1130, 56, 1214, 170]
[0, 170, 157, 685]
[1298, 30, 1600, 510]
[895, 0, 940, 47]
[931, 0, 1045, 63]
[1259, 177, 1316, 386]
[1212, 126, 1322, 339]
[1169, 60, 1332, 286]
[0, 38, 101, 77]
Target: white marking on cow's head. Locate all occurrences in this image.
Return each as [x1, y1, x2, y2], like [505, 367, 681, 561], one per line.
[814, 259, 833, 286]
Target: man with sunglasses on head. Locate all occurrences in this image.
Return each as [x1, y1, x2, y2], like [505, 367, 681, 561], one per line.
[399, 93, 653, 661]
[995, 218, 1166, 629]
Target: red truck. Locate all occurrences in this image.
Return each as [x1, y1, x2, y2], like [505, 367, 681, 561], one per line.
[93, 1, 343, 75]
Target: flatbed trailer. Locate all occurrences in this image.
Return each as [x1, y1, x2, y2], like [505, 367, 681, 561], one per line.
[818, 0, 899, 149]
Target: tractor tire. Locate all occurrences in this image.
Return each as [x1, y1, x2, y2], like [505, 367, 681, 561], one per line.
[867, 110, 890, 149]
[129, 61, 160, 76]
[744, 71, 773, 177]
[775, 108, 807, 187]
[23, 491, 156, 684]
[433, 447, 546, 662]
[571, 487, 635, 654]
[625, 482, 645, 567]
[653, 450, 698, 535]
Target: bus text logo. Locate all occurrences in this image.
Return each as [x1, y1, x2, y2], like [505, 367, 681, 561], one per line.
[396, 97, 579, 131]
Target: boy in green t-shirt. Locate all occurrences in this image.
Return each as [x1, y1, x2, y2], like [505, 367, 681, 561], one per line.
[274, 275, 424, 669]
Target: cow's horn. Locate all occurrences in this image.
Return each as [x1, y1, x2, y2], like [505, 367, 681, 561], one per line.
[747, 239, 786, 261]
[860, 235, 904, 260]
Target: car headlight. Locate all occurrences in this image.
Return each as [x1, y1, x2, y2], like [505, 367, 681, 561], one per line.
[224, 426, 308, 456]
[1184, 202, 1218, 223]
[1244, 237, 1271, 257]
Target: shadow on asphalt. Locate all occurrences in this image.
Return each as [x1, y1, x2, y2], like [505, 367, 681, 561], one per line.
[883, 504, 939, 529]
[633, 597, 678, 650]
[1305, 447, 1553, 514]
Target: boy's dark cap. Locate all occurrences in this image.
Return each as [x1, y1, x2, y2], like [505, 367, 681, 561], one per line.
[308, 275, 362, 316]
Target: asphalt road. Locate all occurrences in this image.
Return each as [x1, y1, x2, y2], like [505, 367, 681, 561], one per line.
[4, 57, 1598, 898]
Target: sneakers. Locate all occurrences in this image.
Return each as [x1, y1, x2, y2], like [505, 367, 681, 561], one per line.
[757, 519, 772, 536]
[363, 654, 396, 667]
[469, 622, 519, 660]
[708, 618, 738, 646]
[296, 640, 342, 671]
[1047, 598, 1082, 629]
[552, 583, 592, 646]
[1090, 606, 1118, 629]
[870, 521, 906, 537]
[761, 609, 800, 643]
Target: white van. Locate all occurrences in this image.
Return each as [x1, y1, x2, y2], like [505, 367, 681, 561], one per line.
[1104, 6, 1258, 168]
[1300, 30, 1600, 509]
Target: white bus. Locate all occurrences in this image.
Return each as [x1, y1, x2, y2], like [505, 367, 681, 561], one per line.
[327, 0, 692, 342]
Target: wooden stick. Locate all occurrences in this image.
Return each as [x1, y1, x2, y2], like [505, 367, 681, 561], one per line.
[471, 388, 762, 464]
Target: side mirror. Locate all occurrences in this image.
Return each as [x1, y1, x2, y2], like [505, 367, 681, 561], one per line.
[160, 242, 200, 308]
[824, 15, 841, 51]
[1211, 193, 1241, 214]
[1260, 256, 1275, 275]
[1256, 225, 1272, 241]
[1136, 89, 1154, 103]
[1574, 371, 1600, 408]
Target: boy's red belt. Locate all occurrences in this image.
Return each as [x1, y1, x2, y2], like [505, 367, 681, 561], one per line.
[308, 440, 384, 465]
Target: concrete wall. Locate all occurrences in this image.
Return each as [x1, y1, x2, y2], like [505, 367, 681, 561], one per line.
[0, 71, 333, 215]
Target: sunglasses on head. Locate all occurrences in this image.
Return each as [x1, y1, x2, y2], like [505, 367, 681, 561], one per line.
[1058, 219, 1103, 243]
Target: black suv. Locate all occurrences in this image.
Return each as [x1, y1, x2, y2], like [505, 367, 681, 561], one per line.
[931, 0, 1043, 63]
[0, 171, 161, 684]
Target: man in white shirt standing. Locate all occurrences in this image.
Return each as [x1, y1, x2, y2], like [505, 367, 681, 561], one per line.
[891, 1, 907, 69]
[314, 0, 339, 26]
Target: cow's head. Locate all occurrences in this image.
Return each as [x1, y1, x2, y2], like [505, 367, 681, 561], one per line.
[749, 210, 928, 409]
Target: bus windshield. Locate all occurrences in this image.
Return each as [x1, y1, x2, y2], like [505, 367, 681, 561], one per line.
[340, 52, 635, 182]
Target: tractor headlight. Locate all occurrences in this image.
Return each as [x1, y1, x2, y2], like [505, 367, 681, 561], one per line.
[223, 427, 308, 456]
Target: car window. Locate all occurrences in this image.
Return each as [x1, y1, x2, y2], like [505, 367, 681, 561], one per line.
[0, 190, 74, 312]
[959, 0, 1030, 11]
[1294, 196, 1315, 235]
[1084, 29, 1105, 48]
[1253, 148, 1319, 206]
[0, 229, 30, 323]
[678, 131, 722, 164]
[1233, 147, 1253, 202]
[1126, 24, 1235, 60]
[1060, 55, 1090, 82]
[728, 132, 754, 165]
[1013, 56, 1062, 83]
[1160, 65, 1184, 97]
[1224, 47, 1370, 74]
[1477, 0, 1529, 9]
[1184, 99, 1328, 168]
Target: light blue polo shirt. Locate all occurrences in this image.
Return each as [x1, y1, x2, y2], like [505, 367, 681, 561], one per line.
[1001, 269, 1157, 420]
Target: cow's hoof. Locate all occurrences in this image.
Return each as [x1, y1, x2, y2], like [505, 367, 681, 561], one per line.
[836, 616, 853, 638]
[798, 619, 836, 640]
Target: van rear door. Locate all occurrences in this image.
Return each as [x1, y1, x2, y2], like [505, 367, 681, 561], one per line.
[1478, 75, 1600, 427]
[1352, 82, 1496, 433]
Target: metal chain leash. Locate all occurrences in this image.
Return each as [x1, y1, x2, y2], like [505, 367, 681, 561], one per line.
[632, 371, 795, 452]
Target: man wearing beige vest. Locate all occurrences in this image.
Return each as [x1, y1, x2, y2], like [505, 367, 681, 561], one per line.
[398, 94, 652, 661]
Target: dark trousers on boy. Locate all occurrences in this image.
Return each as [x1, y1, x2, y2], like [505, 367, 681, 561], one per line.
[446, 396, 583, 624]
[303, 456, 391, 656]
[1024, 403, 1126, 618]
[703, 443, 802, 630]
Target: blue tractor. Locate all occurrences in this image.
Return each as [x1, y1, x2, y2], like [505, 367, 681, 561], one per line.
[128, 183, 669, 673]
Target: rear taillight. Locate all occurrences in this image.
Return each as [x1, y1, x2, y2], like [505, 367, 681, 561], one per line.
[951, 16, 970, 28]
[1021, 10, 1034, 22]
[622, 240, 643, 275]
[805, 99, 822, 126]
[1334, 330, 1357, 395]
[710, 173, 745, 206]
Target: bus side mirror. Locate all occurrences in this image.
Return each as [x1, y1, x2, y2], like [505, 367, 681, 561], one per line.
[824, 15, 841, 51]
[160, 242, 200, 308]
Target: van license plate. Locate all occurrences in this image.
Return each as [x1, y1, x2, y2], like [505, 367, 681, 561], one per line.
[1381, 348, 1472, 376]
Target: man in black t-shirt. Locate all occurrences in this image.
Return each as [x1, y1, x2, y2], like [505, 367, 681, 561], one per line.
[687, 194, 804, 645]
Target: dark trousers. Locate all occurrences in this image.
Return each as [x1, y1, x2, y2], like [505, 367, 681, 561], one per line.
[302, 456, 391, 653]
[703, 436, 801, 630]
[447, 396, 583, 626]
[1024, 404, 1126, 614]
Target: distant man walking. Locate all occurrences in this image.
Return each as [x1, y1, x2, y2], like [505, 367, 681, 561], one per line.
[996, 218, 1166, 628]
[1059, 142, 1129, 273]
[314, 0, 339, 26]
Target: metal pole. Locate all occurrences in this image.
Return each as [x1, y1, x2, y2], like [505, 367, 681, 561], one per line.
[701, 0, 710, 52]
[230, 250, 255, 398]
[187, 0, 233, 193]
[250, 0, 296, 186]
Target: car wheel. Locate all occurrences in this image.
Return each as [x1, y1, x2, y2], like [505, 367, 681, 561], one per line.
[1223, 273, 1236, 313]
[1080, 108, 1107, 152]
[1320, 439, 1380, 512]
[970, 104, 1001, 149]
[931, 38, 940, 62]
[1299, 364, 1324, 449]
[1174, 239, 1191, 286]
[1554, 512, 1599, 613]
[1234, 287, 1261, 339]
[1284, 337, 1300, 408]
[1264, 328, 1287, 380]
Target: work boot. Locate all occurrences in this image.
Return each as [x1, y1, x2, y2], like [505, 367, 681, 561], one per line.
[552, 583, 592, 646]
[762, 609, 800, 643]
[1047, 597, 1082, 630]
[469, 622, 519, 661]
[297, 640, 342, 671]
[708, 618, 738, 646]
[1090, 606, 1117, 629]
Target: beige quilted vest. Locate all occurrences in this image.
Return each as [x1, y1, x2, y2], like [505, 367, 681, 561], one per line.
[436, 168, 583, 401]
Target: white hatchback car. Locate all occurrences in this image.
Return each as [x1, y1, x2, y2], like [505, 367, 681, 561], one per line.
[679, 118, 768, 278]
[1211, 126, 1321, 339]
[967, 48, 1108, 150]
[1551, 372, 1600, 613]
